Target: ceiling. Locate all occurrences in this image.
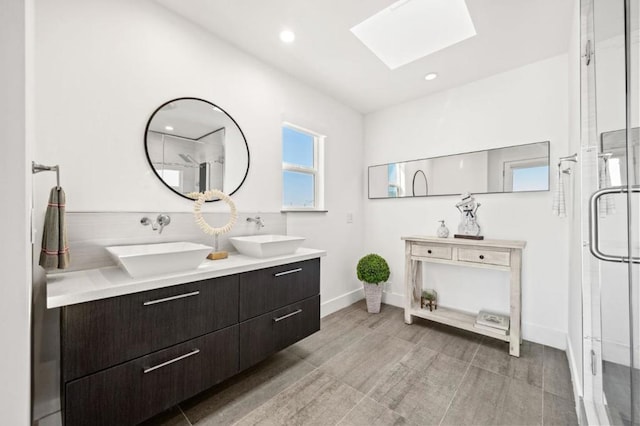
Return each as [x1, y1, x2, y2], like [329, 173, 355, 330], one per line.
[155, 0, 575, 114]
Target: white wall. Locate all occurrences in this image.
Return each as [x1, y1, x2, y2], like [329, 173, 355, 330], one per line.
[0, 0, 33, 424]
[363, 54, 570, 348]
[34, 0, 364, 308]
[33, 0, 364, 420]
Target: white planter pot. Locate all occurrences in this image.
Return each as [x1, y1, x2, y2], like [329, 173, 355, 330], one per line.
[363, 282, 383, 313]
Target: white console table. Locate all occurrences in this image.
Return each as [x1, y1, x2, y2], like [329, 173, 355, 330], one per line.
[402, 236, 526, 357]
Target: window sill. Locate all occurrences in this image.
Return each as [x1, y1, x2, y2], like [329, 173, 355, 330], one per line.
[281, 209, 328, 213]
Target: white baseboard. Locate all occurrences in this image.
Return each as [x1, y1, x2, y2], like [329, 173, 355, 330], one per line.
[382, 291, 404, 307]
[320, 290, 404, 318]
[566, 335, 583, 421]
[521, 322, 566, 350]
[602, 338, 640, 366]
[320, 288, 363, 318]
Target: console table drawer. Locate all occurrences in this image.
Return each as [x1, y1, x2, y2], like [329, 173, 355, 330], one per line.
[412, 244, 452, 260]
[457, 248, 510, 266]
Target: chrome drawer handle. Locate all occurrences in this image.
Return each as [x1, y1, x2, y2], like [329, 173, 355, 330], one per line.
[274, 268, 302, 277]
[273, 309, 303, 322]
[143, 348, 200, 374]
[143, 291, 200, 306]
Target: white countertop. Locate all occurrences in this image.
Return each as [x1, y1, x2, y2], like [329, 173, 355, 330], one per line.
[47, 248, 326, 309]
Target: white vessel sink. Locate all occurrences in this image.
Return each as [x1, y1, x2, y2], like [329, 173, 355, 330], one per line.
[229, 235, 305, 258]
[105, 242, 212, 278]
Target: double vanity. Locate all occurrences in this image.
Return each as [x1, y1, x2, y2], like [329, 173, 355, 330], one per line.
[47, 245, 325, 425]
[43, 97, 325, 425]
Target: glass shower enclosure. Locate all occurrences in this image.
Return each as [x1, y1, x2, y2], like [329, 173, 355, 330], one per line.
[581, 0, 639, 423]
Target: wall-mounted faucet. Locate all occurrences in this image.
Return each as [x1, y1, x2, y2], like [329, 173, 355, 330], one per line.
[246, 216, 265, 228]
[141, 214, 171, 234]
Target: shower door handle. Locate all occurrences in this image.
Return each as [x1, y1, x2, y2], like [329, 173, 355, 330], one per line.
[589, 186, 640, 264]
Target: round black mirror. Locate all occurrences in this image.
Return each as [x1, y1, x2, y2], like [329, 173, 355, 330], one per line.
[144, 97, 250, 201]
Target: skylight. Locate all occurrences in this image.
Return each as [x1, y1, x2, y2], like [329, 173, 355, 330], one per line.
[350, 0, 476, 70]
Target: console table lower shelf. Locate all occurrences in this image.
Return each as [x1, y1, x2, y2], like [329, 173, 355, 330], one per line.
[409, 306, 510, 342]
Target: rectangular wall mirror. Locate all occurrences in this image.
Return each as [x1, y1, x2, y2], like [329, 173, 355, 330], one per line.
[368, 141, 550, 199]
[601, 128, 639, 186]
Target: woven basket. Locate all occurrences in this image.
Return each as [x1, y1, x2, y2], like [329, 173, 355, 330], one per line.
[363, 283, 383, 313]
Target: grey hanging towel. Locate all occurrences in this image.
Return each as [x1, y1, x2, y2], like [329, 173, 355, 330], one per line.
[39, 187, 70, 269]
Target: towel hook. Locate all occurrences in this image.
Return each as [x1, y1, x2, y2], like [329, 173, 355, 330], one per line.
[557, 153, 578, 175]
[558, 153, 578, 167]
[32, 161, 60, 189]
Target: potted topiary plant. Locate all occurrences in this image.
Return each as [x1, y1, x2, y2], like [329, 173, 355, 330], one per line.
[356, 253, 390, 314]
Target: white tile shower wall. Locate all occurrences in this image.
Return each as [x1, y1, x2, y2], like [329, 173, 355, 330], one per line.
[363, 54, 571, 349]
[61, 211, 287, 272]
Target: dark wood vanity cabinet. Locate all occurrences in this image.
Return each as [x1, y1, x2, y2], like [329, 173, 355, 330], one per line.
[60, 257, 321, 426]
[239, 295, 320, 370]
[239, 259, 320, 321]
[238, 259, 320, 370]
[61, 275, 239, 383]
[64, 326, 239, 426]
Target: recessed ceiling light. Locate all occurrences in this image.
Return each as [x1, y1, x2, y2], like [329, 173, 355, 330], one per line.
[279, 30, 295, 43]
[165, 125, 174, 131]
[351, 0, 476, 69]
[424, 72, 438, 81]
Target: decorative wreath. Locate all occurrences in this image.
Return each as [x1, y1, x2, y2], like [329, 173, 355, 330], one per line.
[191, 190, 238, 235]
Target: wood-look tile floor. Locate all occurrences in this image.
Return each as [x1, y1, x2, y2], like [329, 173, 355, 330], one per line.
[142, 301, 578, 426]
[603, 361, 640, 425]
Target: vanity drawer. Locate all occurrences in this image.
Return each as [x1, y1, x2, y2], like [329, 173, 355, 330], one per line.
[61, 275, 239, 382]
[239, 258, 320, 321]
[457, 248, 510, 266]
[239, 295, 320, 371]
[411, 244, 452, 260]
[64, 325, 238, 426]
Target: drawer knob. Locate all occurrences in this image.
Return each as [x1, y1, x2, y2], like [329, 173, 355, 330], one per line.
[479, 255, 485, 260]
[427, 249, 432, 254]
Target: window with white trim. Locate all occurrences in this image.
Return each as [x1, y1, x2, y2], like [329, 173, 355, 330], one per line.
[282, 123, 325, 211]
